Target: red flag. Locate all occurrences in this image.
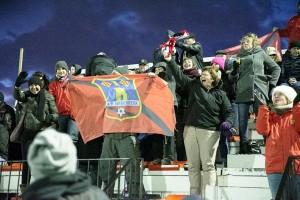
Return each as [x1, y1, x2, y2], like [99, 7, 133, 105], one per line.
[225, 31, 282, 60]
[66, 74, 175, 143]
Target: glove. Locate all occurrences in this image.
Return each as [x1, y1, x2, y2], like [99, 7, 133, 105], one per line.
[254, 89, 267, 105]
[15, 71, 28, 87]
[220, 121, 231, 132]
[45, 114, 53, 123]
[223, 129, 233, 138]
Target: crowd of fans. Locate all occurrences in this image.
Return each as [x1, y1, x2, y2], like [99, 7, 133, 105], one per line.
[1, 2, 300, 197]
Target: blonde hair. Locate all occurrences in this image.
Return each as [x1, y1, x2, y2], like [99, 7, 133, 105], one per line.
[201, 66, 220, 87]
[240, 33, 261, 47]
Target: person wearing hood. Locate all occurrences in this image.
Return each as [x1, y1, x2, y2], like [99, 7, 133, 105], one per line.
[163, 50, 233, 196]
[229, 33, 281, 154]
[49, 61, 80, 143]
[13, 72, 58, 192]
[255, 85, 300, 199]
[70, 64, 82, 76]
[22, 128, 109, 200]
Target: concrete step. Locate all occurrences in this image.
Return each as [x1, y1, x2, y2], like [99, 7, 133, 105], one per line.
[227, 154, 265, 168]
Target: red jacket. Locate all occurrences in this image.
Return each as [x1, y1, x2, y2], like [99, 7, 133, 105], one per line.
[256, 104, 300, 174]
[48, 79, 71, 116]
[278, 14, 300, 46]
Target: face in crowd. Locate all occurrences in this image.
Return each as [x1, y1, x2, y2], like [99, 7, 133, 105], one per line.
[56, 67, 68, 78]
[29, 83, 41, 95]
[182, 58, 194, 70]
[184, 37, 195, 45]
[273, 92, 288, 107]
[290, 46, 300, 57]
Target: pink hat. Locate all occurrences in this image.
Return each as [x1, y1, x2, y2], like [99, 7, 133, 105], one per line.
[211, 57, 225, 70]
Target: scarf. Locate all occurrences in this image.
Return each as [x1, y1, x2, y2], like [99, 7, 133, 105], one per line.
[25, 89, 46, 122]
[56, 72, 69, 82]
[183, 67, 200, 78]
[274, 103, 293, 115]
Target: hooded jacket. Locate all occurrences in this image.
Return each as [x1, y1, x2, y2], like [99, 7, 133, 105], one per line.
[256, 104, 300, 174]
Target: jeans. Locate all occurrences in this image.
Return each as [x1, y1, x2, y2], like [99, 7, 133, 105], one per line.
[231, 102, 238, 130]
[219, 133, 228, 160]
[58, 114, 79, 142]
[238, 102, 259, 144]
[237, 103, 250, 143]
[267, 173, 300, 199]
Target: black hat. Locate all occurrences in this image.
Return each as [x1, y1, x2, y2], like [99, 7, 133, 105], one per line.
[215, 50, 227, 55]
[28, 76, 43, 87]
[186, 32, 195, 39]
[289, 40, 300, 49]
[139, 59, 148, 65]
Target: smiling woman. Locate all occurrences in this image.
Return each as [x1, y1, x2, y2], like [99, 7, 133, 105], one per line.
[163, 50, 233, 195]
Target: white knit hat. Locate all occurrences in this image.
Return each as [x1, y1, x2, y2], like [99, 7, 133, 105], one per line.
[272, 85, 297, 104]
[27, 128, 77, 181]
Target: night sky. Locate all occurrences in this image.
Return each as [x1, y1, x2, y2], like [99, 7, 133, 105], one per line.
[0, 0, 298, 107]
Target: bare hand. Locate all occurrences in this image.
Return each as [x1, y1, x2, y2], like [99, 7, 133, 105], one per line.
[147, 72, 156, 78]
[289, 77, 297, 85]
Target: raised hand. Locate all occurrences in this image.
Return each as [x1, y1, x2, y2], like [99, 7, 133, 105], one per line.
[15, 71, 28, 87]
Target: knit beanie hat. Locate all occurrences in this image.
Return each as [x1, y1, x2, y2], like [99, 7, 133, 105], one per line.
[28, 76, 43, 87]
[289, 40, 300, 49]
[115, 65, 128, 75]
[272, 85, 297, 104]
[55, 61, 68, 71]
[211, 57, 225, 70]
[27, 128, 77, 182]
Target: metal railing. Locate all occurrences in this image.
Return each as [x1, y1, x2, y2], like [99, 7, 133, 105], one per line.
[0, 158, 144, 200]
[275, 156, 300, 200]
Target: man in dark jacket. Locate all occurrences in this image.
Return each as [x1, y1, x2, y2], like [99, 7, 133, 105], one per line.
[85, 52, 117, 76]
[175, 32, 204, 69]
